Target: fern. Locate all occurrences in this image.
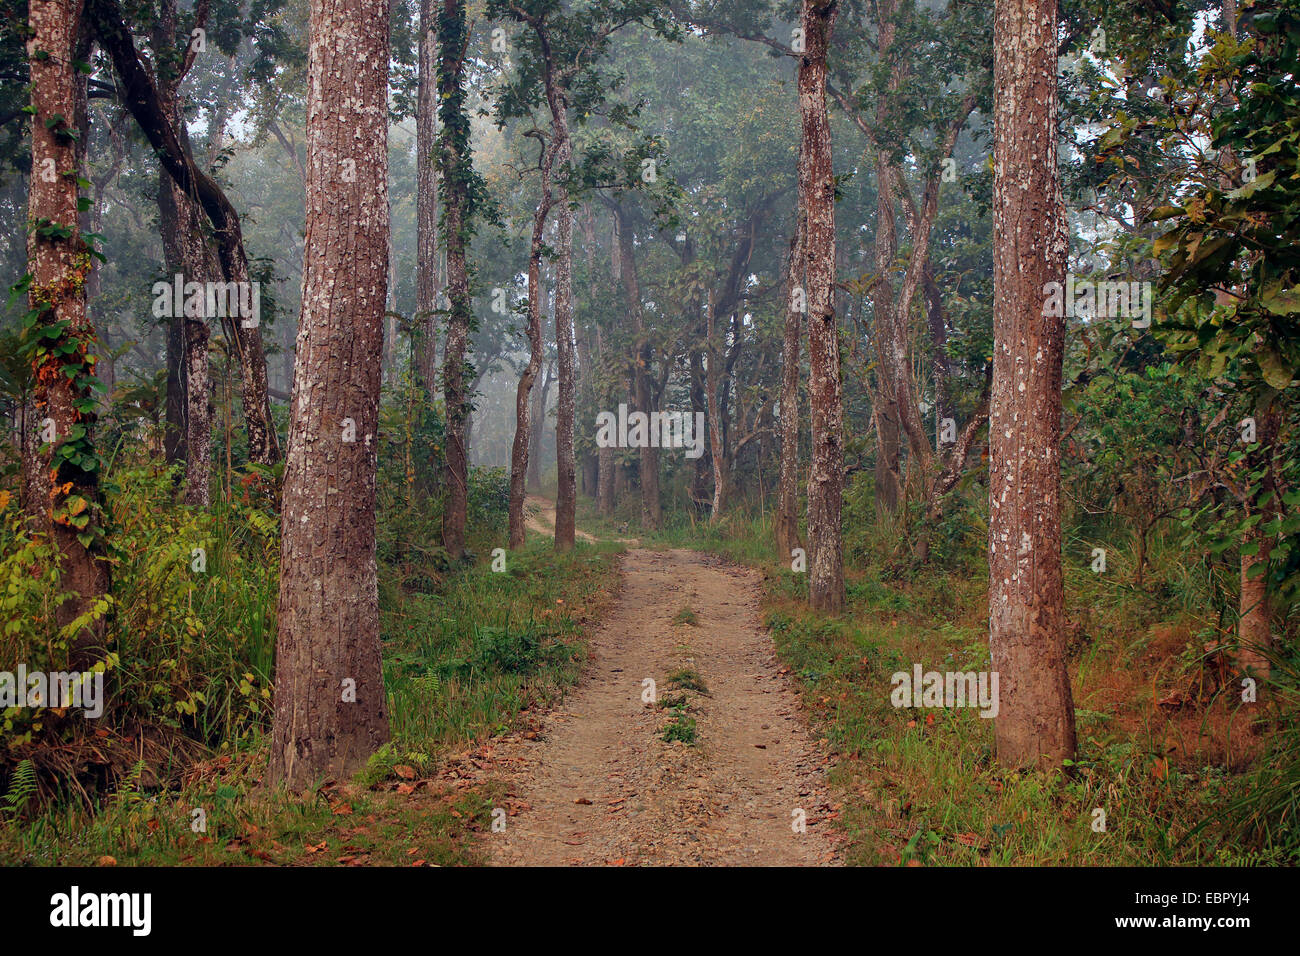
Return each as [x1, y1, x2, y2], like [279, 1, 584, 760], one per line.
[2, 759, 37, 817]
[112, 760, 148, 808]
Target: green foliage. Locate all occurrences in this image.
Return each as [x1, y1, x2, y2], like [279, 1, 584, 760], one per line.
[670, 606, 698, 626]
[1, 759, 35, 819]
[1210, 647, 1300, 860]
[1, 465, 278, 782]
[1156, 3, 1300, 393]
[661, 703, 696, 744]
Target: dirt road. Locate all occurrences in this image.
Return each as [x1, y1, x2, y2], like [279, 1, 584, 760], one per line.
[472, 546, 840, 866]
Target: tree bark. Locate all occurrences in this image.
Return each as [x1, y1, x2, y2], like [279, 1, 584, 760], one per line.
[799, 0, 844, 611]
[1239, 401, 1280, 680]
[439, 0, 475, 559]
[615, 204, 660, 530]
[152, 1, 213, 508]
[510, 197, 552, 547]
[776, 218, 804, 556]
[924, 262, 951, 437]
[988, 0, 1076, 768]
[414, 0, 440, 395]
[705, 297, 728, 518]
[270, 0, 392, 788]
[26, 0, 110, 668]
[553, 180, 577, 549]
[527, 356, 552, 490]
[689, 347, 712, 515]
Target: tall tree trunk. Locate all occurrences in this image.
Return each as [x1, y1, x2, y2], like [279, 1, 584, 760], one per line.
[553, 181, 577, 549]
[923, 262, 951, 438]
[154, 1, 186, 470]
[594, 319, 616, 515]
[527, 357, 552, 491]
[163, 300, 186, 466]
[690, 347, 711, 514]
[439, 0, 476, 559]
[777, 221, 804, 556]
[270, 0, 392, 788]
[705, 297, 727, 518]
[615, 204, 660, 530]
[157, 175, 215, 508]
[414, 0, 439, 394]
[800, 0, 844, 611]
[871, 4, 902, 515]
[1239, 401, 1280, 680]
[153, 8, 213, 509]
[871, 165, 903, 513]
[576, 210, 599, 499]
[988, 0, 1076, 768]
[26, 0, 110, 668]
[509, 160, 555, 548]
[577, 322, 598, 497]
[598, 445, 615, 515]
[183, 315, 211, 507]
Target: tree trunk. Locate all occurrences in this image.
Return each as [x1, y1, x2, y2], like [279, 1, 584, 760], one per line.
[270, 0, 392, 788]
[776, 220, 804, 556]
[987, 0, 1076, 768]
[439, 0, 475, 559]
[509, 167, 555, 548]
[615, 204, 660, 530]
[924, 262, 951, 435]
[26, 0, 110, 668]
[414, 0, 439, 394]
[183, 315, 211, 507]
[156, 170, 215, 508]
[553, 180, 577, 549]
[799, 0, 844, 612]
[527, 357, 552, 491]
[690, 347, 712, 515]
[153, 25, 214, 510]
[163, 299, 186, 466]
[870, 7, 903, 515]
[1239, 401, 1281, 680]
[704, 297, 729, 518]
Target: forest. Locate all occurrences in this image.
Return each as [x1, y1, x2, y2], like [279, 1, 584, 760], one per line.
[0, 0, 1297, 881]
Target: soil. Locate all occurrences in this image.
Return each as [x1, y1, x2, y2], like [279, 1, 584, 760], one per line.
[449, 519, 841, 865]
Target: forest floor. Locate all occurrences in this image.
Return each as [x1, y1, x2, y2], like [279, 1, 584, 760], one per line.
[453, 505, 841, 865]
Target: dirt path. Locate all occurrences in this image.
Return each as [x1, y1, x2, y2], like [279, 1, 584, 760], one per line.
[467, 547, 840, 866]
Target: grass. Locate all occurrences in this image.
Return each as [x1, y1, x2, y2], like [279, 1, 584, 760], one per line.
[661, 704, 698, 745]
[645, 496, 1279, 866]
[671, 606, 699, 626]
[0, 517, 622, 866]
[665, 665, 709, 694]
